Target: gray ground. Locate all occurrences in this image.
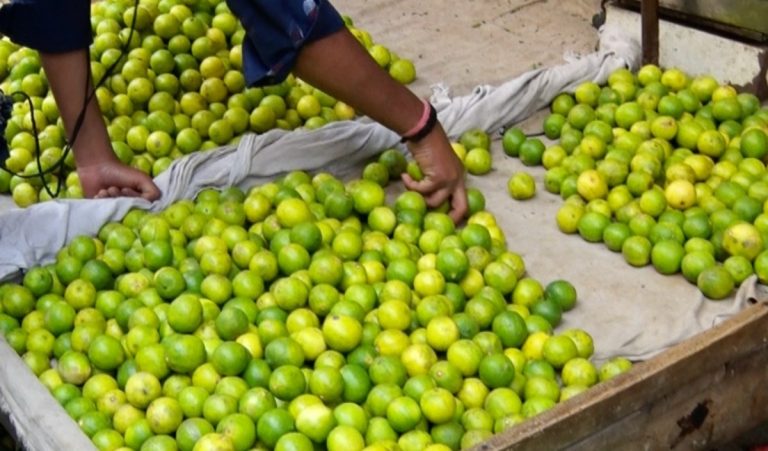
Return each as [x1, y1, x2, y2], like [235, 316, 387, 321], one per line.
[335, 0, 603, 97]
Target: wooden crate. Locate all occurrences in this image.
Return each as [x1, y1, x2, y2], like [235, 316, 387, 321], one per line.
[479, 301, 768, 450]
[0, 339, 94, 451]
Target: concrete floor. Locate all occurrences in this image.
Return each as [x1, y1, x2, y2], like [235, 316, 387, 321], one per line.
[334, 0, 603, 97]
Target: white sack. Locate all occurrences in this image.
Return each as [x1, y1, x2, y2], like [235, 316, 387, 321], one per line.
[0, 22, 638, 282]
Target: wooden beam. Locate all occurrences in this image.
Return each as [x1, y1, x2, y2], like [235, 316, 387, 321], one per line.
[477, 302, 768, 450]
[0, 338, 96, 451]
[641, 0, 660, 65]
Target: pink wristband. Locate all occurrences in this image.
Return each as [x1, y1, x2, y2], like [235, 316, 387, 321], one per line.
[400, 99, 433, 140]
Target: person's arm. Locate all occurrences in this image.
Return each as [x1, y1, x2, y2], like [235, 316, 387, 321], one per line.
[293, 28, 468, 223]
[0, 0, 160, 200]
[40, 50, 161, 200]
[228, 0, 468, 222]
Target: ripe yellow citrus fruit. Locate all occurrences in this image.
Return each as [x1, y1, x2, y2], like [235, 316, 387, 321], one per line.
[665, 179, 697, 210]
[508, 172, 536, 200]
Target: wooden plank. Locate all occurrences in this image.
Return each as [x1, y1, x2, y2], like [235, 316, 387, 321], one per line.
[641, 0, 660, 64]
[478, 301, 768, 450]
[0, 337, 95, 451]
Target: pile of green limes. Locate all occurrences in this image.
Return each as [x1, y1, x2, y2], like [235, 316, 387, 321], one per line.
[0, 149, 631, 450]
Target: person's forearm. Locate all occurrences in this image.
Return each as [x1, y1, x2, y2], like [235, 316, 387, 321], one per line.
[293, 26, 467, 222]
[293, 28, 424, 137]
[39, 48, 163, 201]
[39, 49, 117, 168]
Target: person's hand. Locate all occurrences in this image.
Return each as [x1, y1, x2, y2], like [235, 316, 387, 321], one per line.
[401, 123, 468, 223]
[77, 157, 161, 201]
[36, 50, 161, 202]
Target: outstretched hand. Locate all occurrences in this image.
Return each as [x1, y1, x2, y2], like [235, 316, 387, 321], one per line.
[77, 158, 161, 201]
[401, 123, 468, 224]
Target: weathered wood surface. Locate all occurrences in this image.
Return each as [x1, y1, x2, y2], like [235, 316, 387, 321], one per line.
[477, 301, 768, 450]
[0, 337, 96, 451]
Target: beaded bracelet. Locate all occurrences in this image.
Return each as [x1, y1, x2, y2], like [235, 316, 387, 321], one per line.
[400, 99, 438, 143]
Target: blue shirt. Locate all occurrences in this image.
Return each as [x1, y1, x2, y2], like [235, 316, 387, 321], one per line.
[227, 0, 344, 86]
[0, 0, 92, 53]
[0, 0, 344, 86]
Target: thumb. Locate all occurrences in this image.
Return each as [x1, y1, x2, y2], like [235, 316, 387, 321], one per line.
[134, 176, 161, 201]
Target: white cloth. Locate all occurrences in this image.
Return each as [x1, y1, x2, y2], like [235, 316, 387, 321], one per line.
[0, 22, 639, 282]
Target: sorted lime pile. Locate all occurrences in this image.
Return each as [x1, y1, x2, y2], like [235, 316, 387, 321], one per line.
[504, 65, 768, 300]
[0, 150, 631, 450]
[0, 0, 417, 207]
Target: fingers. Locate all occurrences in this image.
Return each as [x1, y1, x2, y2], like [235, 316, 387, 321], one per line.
[93, 187, 120, 198]
[115, 172, 161, 201]
[401, 172, 438, 194]
[135, 175, 162, 201]
[117, 183, 160, 201]
[77, 158, 162, 201]
[448, 184, 468, 224]
[93, 185, 160, 200]
[425, 187, 451, 208]
[402, 174, 450, 209]
[402, 172, 469, 224]
[106, 186, 122, 197]
[141, 184, 162, 201]
[120, 187, 141, 197]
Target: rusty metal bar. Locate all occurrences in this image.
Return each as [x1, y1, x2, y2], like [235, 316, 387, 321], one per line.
[641, 0, 660, 65]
